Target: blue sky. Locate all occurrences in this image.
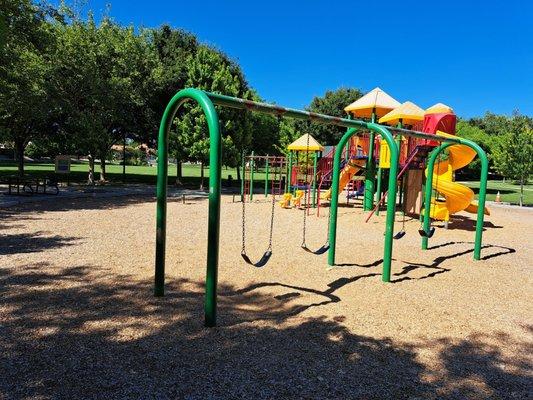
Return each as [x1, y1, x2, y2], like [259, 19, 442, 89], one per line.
[61, 0, 532, 118]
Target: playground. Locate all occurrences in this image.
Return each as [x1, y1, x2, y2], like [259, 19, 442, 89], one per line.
[1, 86, 532, 399]
[1, 191, 531, 398]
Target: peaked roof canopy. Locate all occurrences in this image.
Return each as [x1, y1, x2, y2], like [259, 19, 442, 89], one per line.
[378, 101, 425, 125]
[426, 103, 454, 115]
[287, 133, 324, 152]
[344, 87, 401, 119]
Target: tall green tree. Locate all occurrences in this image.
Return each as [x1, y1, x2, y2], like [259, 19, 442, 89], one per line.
[492, 113, 532, 206]
[297, 87, 362, 145]
[456, 119, 493, 175]
[0, 0, 55, 175]
[175, 45, 252, 187]
[149, 25, 198, 184]
[50, 15, 156, 183]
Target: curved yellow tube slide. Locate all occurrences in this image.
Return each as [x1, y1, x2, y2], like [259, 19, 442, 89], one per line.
[425, 131, 490, 221]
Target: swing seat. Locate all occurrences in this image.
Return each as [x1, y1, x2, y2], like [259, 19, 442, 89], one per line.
[393, 231, 406, 240]
[418, 227, 435, 238]
[301, 243, 330, 255]
[241, 250, 272, 268]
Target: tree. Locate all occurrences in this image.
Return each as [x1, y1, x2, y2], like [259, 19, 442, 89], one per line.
[492, 113, 532, 206]
[297, 87, 362, 145]
[456, 120, 493, 175]
[150, 25, 198, 184]
[175, 45, 252, 188]
[0, 0, 55, 175]
[50, 15, 156, 183]
[275, 118, 299, 155]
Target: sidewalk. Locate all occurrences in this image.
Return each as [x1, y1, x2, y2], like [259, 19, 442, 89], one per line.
[0, 184, 217, 208]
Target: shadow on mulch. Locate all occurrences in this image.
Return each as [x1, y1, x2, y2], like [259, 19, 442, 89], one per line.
[0, 264, 529, 399]
[393, 242, 516, 282]
[0, 231, 79, 255]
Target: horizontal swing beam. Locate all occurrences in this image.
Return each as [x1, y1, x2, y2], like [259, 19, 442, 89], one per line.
[206, 92, 462, 144]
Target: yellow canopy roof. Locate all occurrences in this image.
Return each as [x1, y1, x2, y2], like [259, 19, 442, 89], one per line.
[426, 103, 454, 114]
[287, 133, 324, 151]
[344, 87, 401, 119]
[378, 101, 425, 125]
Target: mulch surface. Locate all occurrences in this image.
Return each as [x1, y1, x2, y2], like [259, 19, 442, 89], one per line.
[1, 194, 531, 399]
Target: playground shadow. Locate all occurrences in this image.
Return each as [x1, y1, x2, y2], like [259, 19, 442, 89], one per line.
[393, 242, 516, 282]
[0, 264, 530, 399]
[0, 231, 79, 255]
[444, 215, 504, 232]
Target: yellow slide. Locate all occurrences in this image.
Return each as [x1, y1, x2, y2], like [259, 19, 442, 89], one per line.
[425, 131, 490, 221]
[321, 158, 366, 201]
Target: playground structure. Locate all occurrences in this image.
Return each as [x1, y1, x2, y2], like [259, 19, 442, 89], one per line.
[240, 153, 286, 201]
[154, 87, 489, 327]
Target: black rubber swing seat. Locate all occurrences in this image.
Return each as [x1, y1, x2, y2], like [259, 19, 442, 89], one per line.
[241, 250, 272, 268]
[301, 243, 330, 255]
[418, 227, 435, 238]
[393, 231, 406, 240]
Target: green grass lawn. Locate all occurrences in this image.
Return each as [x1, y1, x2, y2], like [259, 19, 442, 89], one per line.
[0, 161, 250, 188]
[460, 180, 532, 206]
[1, 161, 530, 205]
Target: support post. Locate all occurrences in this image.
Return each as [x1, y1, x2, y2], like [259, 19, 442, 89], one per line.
[154, 88, 221, 327]
[375, 166, 382, 216]
[363, 110, 377, 211]
[328, 124, 398, 282]
[288, 151, 293, 194]
[421, 139, 488, 260]
[312, 151, 318, 208]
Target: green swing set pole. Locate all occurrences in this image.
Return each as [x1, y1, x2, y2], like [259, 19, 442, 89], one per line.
[287, 151, 293, 193]
[375, 167, 382, 215]
[154, 88, 221, 327]
[363, 110, 377, 211]
[265, 155, 269, 197]
[422, 139, 489, 260]
[328, 123, 398, 282]
[312, 151, 318, 207]
[250, 151, 255, 201]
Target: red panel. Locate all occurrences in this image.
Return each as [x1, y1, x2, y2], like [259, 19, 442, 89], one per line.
[422, 113, 457, 146]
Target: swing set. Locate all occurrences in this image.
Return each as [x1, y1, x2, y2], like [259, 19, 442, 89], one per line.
[239, 153, 285, 267]
[153, 88, 489, 327]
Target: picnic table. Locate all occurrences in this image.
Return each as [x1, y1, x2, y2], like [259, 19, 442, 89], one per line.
[1, 175, 59, 196]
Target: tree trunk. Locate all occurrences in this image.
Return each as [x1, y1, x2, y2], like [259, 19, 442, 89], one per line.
[15, 139, 25, 177]
[520, 177, 524, 207]
[200, 161, 204, 190]
[99, 156, 106, 182]
[175, 159, 183, 186]
[88, 155, 95, 185]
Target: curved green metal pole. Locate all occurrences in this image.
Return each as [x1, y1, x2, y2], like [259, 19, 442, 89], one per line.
[328, 124, 398, 282]
[422, 139, 488, 260]
[154, 88, 221, 328]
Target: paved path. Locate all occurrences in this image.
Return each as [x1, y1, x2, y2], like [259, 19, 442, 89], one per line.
[0, 184, 227, 208]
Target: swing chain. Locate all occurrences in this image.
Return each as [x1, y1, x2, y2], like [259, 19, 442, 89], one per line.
[268, 194, 275, 251]
[241, 183, 246, 255]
